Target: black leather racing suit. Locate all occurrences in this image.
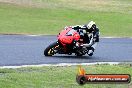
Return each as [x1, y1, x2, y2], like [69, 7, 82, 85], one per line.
[71, 25, 100, 55]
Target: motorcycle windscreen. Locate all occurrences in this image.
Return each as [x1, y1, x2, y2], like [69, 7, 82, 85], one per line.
[66, 29, 80, 41]
[58, 28, 80, 44]
[59, 36, 74, 44]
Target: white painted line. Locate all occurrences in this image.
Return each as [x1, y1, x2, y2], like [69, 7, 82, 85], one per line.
[0, 62, 119, 69]
[26, 35, 132, 39]
[100, 37, 118, 38]
[100, 37, 132, 38]
[0, 34, 132, 38]
[26, 35, 43, 36]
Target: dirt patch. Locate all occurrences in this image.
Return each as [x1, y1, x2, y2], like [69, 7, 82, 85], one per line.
[129, 85, 132, 88]
[0, 0, 131, 13]
[0, 0, 48, 8]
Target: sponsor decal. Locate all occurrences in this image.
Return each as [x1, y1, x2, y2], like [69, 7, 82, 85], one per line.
[76, 66, 131, 85]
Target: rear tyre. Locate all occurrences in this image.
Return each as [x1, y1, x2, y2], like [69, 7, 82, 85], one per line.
[44, 42, 58, 56]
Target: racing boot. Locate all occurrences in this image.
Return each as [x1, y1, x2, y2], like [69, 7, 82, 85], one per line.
[87, 47, 94, 56]
[87, 42, 98, 56]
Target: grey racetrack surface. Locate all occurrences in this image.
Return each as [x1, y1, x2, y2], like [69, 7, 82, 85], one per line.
[0, 35, 132, 66]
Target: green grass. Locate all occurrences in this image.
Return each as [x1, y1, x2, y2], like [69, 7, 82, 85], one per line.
[0, 0, 132, 37]
[0, 64, 132, 88]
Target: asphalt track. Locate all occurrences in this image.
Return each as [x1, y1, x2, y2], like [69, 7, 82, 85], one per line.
[0, 35, 132, 66]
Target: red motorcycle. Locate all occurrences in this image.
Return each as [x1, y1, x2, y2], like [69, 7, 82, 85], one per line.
[44, 27, 92, 56]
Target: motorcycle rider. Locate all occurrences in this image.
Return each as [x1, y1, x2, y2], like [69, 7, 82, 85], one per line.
[71, 21, 100, 56]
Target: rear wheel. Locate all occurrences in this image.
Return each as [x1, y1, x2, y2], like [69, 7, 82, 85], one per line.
[44, 42, 59, 56]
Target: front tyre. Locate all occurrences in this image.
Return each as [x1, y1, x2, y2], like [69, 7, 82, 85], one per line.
[44, 42, 59, 56]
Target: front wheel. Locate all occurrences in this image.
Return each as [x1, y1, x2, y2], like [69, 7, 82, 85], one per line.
[44, 42, 59, 56]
